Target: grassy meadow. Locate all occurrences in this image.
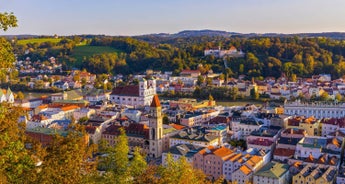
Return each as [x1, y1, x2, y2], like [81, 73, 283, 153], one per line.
[17, 38, 62, 45]
[69, 45, 122, 67]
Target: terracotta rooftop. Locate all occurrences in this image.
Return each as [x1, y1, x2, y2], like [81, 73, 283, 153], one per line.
[246, 155, 262, 167]
[240, 165, 252, 175]
[169, 123, 185, 130]
[213, 147, 233, 160]
[61, 105, 80, 111]
[228, 153, 242, 162]
[150, 95, 161, 107]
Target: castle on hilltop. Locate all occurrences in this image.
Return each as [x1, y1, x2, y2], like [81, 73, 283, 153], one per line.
[204, 46, 244, 58]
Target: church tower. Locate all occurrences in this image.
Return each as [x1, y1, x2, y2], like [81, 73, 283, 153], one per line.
[149, 95, 163, 158]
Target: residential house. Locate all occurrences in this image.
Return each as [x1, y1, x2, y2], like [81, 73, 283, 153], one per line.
[193, 146, 234, 180]
[161, 144, 203, 165]
[252, 162, 290, 184]
[231, 118, 264, 140]
[180, 109, 220, 127]
[294, 136, 343, 160]
[292, 164, 336, 184]
[169, 127, 220, 148]
[223, 148, 270, 181]
[231, 155, 264, 184]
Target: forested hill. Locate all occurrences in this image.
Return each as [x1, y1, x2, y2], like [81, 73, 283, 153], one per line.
[10, 30, 345, 80]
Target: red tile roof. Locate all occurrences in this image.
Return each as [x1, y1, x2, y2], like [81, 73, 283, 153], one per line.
[111, 85, 139, 96]
[274, 148, 295, 157]
[180, 70, 200, 74]
[85, 125, 97, 134]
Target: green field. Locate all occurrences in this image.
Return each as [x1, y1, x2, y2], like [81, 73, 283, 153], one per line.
[17, 38, 62, 45]
[70, 45, 122, 67]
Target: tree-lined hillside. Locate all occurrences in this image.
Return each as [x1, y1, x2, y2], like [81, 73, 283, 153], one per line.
[12, 35, 345, 80]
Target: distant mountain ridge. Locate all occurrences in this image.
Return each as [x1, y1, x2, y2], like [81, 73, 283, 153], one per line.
[139, 30, 345, 39]
[3, 30, 345, 40]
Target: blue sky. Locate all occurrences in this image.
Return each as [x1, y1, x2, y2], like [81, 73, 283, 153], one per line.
[1, 0, 345, 36]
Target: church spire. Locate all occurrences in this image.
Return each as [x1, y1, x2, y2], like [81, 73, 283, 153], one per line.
[150, 95, 161, 107]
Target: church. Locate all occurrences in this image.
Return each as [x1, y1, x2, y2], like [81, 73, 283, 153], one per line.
[109, 77, 156, 107]
[102, 95, 165, 158]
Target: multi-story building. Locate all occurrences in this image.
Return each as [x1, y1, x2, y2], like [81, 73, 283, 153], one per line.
[161, 144, 203, 165]
[292, 164, 337, 184]
[169, 98, 215, 111]
[284, 100, 345, 118]
[73, 108, 96, 121]
[180, 109, 220, 127]
[169, 127, 220, 148]
[298, 116, 321, 136]
[231, 155, 264, 184]
[193, 146, 234, 180]
[321, 117, 345, 137]
[223, 148, 270, 182]
[110, 77, 156, 107]
[231, 118, 264, 140]
[294, 136, 343, 160]
[252, 162, 290, 184]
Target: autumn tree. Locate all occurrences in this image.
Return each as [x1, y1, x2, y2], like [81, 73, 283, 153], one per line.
[16, 91, 25, 100]
[0, 12, 17, 31]
[37, 126, 94, 184]
[158, 153, 207, 184]
[0, 103, 40, 183]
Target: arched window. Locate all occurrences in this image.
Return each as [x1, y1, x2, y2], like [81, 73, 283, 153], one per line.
[151, 129, 155, 139]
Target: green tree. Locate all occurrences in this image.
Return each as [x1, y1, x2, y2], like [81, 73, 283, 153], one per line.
[130, 147, 147, 182]
[197, 75, 204, 86]
[101, 128, 131, 183]
[229, 87, 239, 100]
[163, 115, 169, 125]
[250, 88, 259, 100]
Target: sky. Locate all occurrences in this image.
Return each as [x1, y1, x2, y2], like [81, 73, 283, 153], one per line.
[1, 0, 345, 36]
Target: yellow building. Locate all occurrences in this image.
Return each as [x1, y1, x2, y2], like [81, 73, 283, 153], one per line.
[292, 164, 336, 184]
[298, 116, 321, 136]
[275, 107, 284, 115]
[169, 98, 215, 111]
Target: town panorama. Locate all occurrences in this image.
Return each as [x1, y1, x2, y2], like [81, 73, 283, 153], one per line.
[2, 4, 345, 184]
